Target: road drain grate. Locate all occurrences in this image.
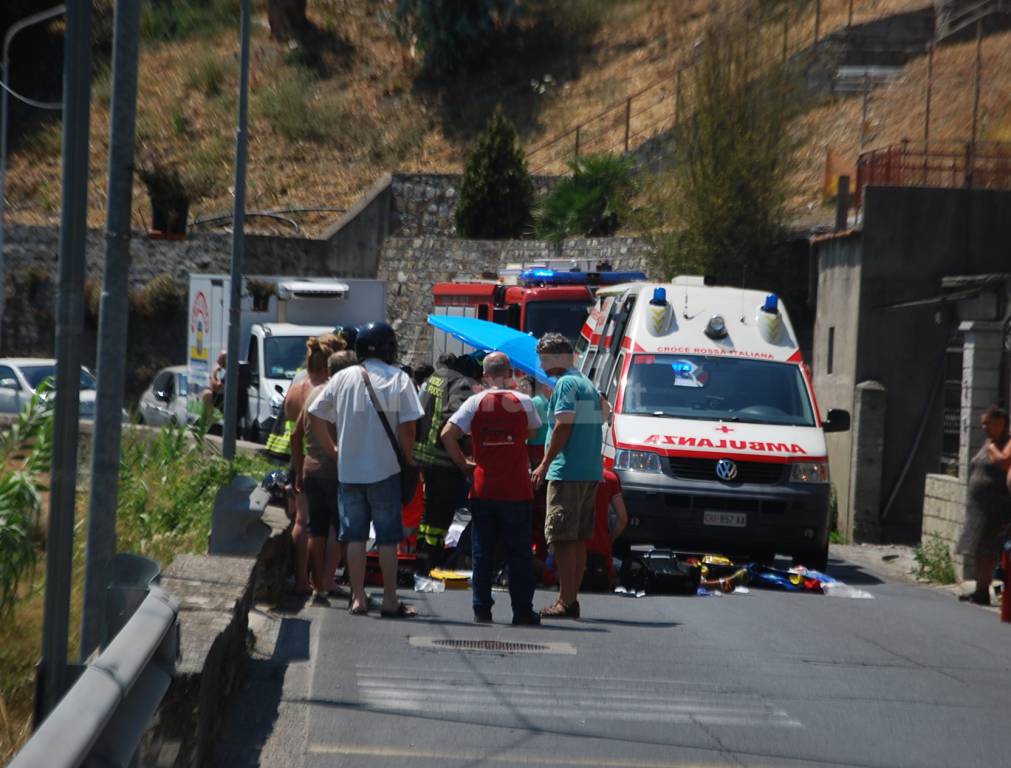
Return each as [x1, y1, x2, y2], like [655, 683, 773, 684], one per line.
[409, 637, 576, 655]
[436, 639, 546, 652]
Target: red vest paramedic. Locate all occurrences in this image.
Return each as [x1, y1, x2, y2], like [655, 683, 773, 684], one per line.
[441, 352, 543, 626]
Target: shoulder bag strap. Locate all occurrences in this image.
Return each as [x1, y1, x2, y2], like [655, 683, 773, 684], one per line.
[360, 366, 406, 468]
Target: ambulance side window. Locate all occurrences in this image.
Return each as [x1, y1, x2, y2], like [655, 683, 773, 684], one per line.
[595, 295, 636, 391]
[606, 354, 624, 403]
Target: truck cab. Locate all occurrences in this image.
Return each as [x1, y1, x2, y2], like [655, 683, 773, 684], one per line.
[580, 277, 849, 569]
[245, 322, 335, 439]
[431, 267, 645, 362]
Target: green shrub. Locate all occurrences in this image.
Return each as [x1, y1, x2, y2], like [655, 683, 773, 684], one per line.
[455, 106, 533, 239]
[257, 72, 343, 143]
[141, 0, 241, 43]
[185, 52, 227, 98]
[0, 383, 54, 618]
[914, 535, 957, 584]
[392, 0, 520, 75]
[534, 154, 633, 242]
[132, 274, 185, 319]
[117, 421, 271, 562]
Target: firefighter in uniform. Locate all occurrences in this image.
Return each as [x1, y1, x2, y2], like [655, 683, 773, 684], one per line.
[414, 353, 481, 569]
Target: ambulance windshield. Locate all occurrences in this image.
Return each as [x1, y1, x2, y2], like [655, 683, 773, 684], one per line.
[525, 300, 593, 342]
[622, 354, 816, 427]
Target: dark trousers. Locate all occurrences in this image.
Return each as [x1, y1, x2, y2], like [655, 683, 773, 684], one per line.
[419, 464, 468, 549]
[470, 499, 535, 618]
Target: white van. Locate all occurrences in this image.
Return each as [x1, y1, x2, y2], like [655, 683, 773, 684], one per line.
[578, 277, 849, 569]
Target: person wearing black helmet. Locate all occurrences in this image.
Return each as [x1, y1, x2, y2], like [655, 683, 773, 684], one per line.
[309, 321, 424, 617]
[333, 325, 358, 350]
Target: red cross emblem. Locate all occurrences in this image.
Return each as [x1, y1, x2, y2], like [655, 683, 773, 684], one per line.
[716, 425, 734, 433]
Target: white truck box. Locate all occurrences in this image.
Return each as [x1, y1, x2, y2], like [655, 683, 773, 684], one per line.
[187, 275, 386, 439]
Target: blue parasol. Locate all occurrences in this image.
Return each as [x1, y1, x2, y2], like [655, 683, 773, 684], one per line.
[427, 315, 557, 386]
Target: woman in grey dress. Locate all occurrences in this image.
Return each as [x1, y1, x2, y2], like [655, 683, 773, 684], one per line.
[956, 405, 1011, 605]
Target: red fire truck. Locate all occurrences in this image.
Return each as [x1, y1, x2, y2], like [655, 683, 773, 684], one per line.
[431, 267, 646, 361]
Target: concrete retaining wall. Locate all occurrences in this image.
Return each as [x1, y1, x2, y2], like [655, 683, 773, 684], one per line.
[921, 473, 971, 579]
[141, 507, 290, 768]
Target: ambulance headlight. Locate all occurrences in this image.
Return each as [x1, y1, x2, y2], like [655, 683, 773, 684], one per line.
[704, 314, 728, 339]
[615, 449, 663, 473]
[789, 461, 829, 483]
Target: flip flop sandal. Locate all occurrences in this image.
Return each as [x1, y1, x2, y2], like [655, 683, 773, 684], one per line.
[348, 602, 369, 615]
[379, 602, 416, 619]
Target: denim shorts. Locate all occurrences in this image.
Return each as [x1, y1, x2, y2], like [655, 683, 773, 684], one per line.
[339, 473, 403, 546]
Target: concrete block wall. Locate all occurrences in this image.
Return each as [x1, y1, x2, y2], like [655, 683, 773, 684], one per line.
[378, 235, 652, 367]
[921, 473, 971, 579]
[958, 321, 1005, 476]
[849, 381, 887, 542]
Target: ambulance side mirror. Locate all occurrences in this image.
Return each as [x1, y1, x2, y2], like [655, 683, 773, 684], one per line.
[822, 409, 850, 433]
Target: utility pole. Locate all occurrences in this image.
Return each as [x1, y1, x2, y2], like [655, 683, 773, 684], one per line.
[79, 0, 141, 661]
[38, 0, 91, 720]
[222, 0, 251, 460]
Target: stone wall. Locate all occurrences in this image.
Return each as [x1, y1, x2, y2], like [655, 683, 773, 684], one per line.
[378, 235, 652, 367]
[389, 172, 557, 238]
[2, 224, 336, 293]
[921, 473, 971, 579]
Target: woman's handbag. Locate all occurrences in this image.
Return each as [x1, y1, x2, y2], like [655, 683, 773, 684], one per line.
[360, 367, 421, 505]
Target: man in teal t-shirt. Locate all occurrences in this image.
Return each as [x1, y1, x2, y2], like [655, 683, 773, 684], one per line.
[531, 333, 603, 619]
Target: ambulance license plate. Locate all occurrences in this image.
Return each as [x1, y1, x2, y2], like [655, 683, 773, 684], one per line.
[703, 511, 747, 528]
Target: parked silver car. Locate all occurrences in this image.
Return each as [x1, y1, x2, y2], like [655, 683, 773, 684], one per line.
[0, 358, 98, 417]
[138, 366, 191, 426]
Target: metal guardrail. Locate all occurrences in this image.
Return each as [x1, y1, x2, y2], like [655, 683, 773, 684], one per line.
[855, 139, 1011, 207]
[10, 587, 179, 768]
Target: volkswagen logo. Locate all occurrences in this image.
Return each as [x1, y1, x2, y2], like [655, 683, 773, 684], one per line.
[715, 458, 738, 481]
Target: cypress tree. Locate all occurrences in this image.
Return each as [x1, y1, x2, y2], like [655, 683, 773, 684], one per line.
[455, 106, 533, 239]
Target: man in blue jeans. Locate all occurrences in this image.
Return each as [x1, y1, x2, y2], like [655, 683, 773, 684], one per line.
[309, 322, 424, 617]
[441, 352, 543, 625]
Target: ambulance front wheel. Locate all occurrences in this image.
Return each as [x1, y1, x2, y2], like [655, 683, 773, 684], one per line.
[792, 542, 829, 572]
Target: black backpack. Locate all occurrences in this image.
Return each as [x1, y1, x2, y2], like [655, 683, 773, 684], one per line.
[619, 549, 701, 595]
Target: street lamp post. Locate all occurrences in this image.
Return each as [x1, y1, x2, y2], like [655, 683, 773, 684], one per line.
[0, 4, 66, 343]
[222, 0, 251, 460]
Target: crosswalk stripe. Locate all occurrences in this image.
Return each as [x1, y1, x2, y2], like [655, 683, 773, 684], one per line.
[355, 698, 800, 727]
[354, 667, 802, 729]
[354, 664, 724, 690]
[357, 686, 781, 716]
[356, 678, 755, 703]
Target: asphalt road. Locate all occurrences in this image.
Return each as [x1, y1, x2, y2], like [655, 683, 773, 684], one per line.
[212, 555, 1011, 768]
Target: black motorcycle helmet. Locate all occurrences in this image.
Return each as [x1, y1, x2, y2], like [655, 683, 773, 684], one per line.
[355, 321, 398, 364]
[333, 325, 358, 349]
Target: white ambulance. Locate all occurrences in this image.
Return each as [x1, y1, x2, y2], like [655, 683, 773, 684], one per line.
[578, 277, 849, 569]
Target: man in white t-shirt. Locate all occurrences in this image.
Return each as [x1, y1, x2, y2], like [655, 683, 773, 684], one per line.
[308, 323, 424, 617]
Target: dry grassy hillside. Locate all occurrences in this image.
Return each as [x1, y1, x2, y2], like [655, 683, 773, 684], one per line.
[793, 26, 1011, 217]
[4, 0, 1007, 236]
[5, 0, 724, 235]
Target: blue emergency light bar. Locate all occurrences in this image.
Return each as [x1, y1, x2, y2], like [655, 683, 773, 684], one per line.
[519, 268, 647, 286]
